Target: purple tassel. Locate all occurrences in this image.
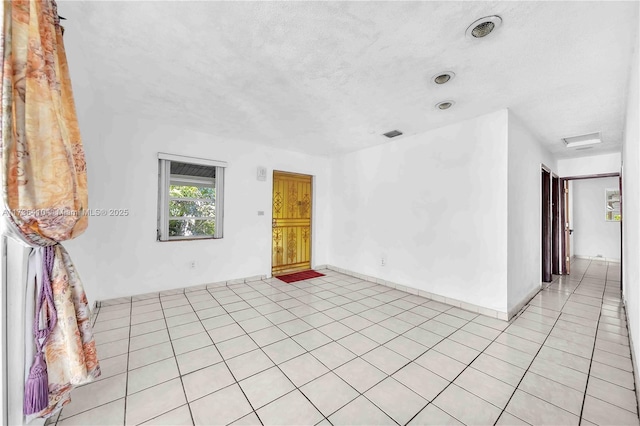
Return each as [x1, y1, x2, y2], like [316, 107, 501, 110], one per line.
[23, 246, 57, 416]
[24, 353, 49, 415]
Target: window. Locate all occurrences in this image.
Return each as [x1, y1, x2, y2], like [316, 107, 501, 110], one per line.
[158, 153, 226, 241]
[605, 188, 621, 222]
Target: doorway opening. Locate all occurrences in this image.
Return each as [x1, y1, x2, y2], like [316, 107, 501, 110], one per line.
[559, 172, 622, 281]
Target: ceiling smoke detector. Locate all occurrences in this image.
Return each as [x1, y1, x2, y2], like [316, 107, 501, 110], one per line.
[383, 130, 403, 138]
[435, 101, 455, 110]
[432, 71, 456, 85]
[466, 16, 502, 39]
[563, 132, 602, 148]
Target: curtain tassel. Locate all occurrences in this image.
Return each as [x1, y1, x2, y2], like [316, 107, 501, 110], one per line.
[23, 352, 49, 414]
[23, 246, 57, 415]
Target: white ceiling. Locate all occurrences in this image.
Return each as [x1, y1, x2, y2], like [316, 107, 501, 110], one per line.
[60, 1, 638, 158]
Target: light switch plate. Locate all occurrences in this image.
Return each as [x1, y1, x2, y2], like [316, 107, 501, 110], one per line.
[257, 166, 267, 181]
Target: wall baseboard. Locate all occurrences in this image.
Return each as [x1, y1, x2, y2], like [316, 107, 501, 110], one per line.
[622, 297, 640, 414]
[95, 274, 269, 307]
[94, 266, 513, 322]
[508, 285, 542, 320]
[321, 265, 509, 321]
[574, 255, 621, 263]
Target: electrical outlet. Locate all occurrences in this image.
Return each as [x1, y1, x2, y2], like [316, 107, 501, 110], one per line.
[381, 254, 386, 266]
[190, 261, 197, 269]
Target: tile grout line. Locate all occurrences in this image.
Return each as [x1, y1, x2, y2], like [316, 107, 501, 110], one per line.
[490, 267, 589, 424]
[216, 276, 456, 425]
[404, 311, 515, 425]
[189, 285, 266, 426]
[261, 279, 478, 424]
[87, 263, 630, 426]
[222, 278, 362, 425]
[55, 298, 133, 425]
[95, 274, 505, 425]
[577, 263, 640, 418]
[152, 291, 199, 426]
[122, 298, 133, 426]
[577, 260, 607, 422]
[494, 260, 611, 425]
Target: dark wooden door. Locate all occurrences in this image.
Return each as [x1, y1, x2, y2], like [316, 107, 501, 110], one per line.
[552, 176, 560, 275]
[542, 169, 552, 282]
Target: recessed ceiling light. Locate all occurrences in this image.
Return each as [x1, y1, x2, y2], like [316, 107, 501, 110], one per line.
[432, 71, 456, 85]
[435, 101, 455, 110]
[563, 132, 602, 148]
[466, 15, 502, 39]
[383, 130, 403, 138]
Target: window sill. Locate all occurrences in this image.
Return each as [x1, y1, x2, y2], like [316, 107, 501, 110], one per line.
[158, 236, 221, 242]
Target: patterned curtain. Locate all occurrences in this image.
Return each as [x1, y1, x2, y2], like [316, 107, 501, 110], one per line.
[0, 0, 100, 419]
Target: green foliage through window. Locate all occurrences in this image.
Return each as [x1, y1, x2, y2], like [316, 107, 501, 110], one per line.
[168, 183, 216, 237]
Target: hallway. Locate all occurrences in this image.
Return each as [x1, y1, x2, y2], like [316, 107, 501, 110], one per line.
[50, 260, 637, 425]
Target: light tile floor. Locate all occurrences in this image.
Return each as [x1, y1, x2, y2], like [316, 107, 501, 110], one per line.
[50, 259, 638, 425]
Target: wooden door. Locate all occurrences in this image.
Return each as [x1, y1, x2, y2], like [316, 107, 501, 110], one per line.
[272, 171, 312, 275]
[552, 176, 560, 275]
[563, 179, 571, 274]
[542, 169, 552, 282]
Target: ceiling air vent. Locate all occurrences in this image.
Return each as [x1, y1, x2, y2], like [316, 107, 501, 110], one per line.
[383, 130, 403, 138]
[432, 71, 456, 85]
[466, 16, 503, 39]
[563, 132, 602, 148]
[435, 101, 455, 110]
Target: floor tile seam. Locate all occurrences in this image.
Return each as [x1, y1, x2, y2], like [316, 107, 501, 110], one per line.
[55, 396, 127, 425]
[157, 294, 199, 426]
[577, 261, 628, 422]
[213, 285, 337, 425]
[63, 298, 138, 425]
[404, 311, 519, 426]
[221, 279, 439, 356]
[228, 278, 445, 423]
[492, 267, 591, 425]
[592, 341, 633, 359]
[583, 388, 640, 416]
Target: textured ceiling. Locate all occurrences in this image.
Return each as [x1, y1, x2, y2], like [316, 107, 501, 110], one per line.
[60, 1, 638, 158]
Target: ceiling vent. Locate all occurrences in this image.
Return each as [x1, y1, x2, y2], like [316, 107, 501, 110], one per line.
[432, 71, 455, 85]
[383, 130, 403, 138]
[435, 101, 455, 110]
[466, 16, 502, 39]
[563, 132, 602, 148]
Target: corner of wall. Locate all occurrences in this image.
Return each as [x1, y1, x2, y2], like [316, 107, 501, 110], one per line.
[506, 110, 556, 315]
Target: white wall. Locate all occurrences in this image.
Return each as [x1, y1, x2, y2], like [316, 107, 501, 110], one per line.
[572, 177, 621, 260]
[622, 18, 640, 398]
[506, 113, 557, 315]
[557, 152, 622, 177]
[64, 114, 332, 305]
[330, 110, 509, 314]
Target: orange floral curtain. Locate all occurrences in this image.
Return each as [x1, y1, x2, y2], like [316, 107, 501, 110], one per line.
[0, 0, 100, 419]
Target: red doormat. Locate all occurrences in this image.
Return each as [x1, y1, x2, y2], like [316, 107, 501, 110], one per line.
[276, 270, 325, 283]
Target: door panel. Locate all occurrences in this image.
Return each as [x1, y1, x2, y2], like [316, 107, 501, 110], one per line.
[552, 176, 560, 275]
[272, 171, 312, 275]
[542, 169, 552, 282]
[563, 179, 571, 274]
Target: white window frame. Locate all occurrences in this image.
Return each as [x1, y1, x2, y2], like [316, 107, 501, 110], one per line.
[158, 153, 226, 241]
[605, 187, 621, 222]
